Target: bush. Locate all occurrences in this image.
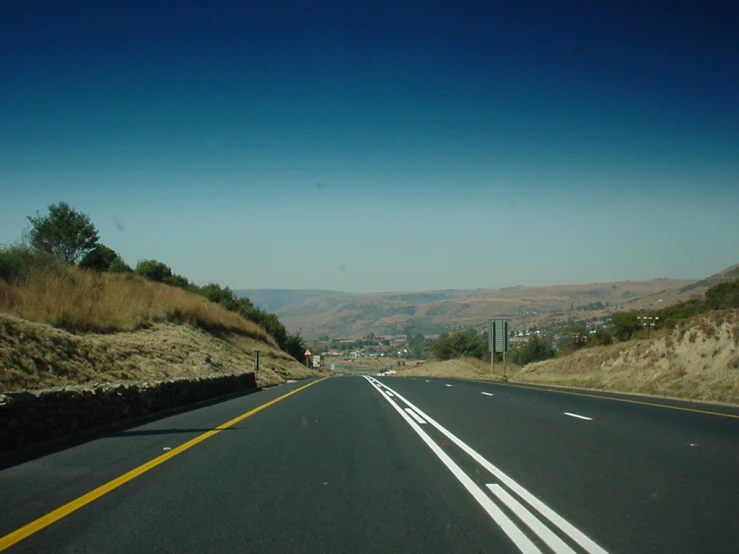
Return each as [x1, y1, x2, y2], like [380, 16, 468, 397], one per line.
[611, 311, 641, 341]
[135, 260, 173, 283]
[432, 330, 487, 361]
[0, 245, 60, 282]
[586, 328, 613, 347]
[509, 335, 555, 365]
[79, 245, 119, 272]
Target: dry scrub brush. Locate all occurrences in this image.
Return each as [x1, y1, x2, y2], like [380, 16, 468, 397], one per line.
[0, 264, 275, 345]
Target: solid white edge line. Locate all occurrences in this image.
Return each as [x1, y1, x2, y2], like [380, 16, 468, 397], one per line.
[363, 377, 542, 554]
[376, 379, 609, 554]
[404, 407, 427, 425]
[487, 484, 577, 554]
[564, 412, 592, 421]
[482, 392, 494, 397]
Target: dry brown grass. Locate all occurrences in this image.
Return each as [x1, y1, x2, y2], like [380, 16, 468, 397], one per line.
[0, 314, 319, 392]
[515, 309, 739, 405]
[0, 265, 275, 345]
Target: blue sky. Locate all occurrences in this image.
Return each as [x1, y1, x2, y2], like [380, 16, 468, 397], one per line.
[1, 0, 737, 293]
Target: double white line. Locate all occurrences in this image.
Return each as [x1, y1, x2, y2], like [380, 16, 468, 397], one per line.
[364, 376, 608, 554]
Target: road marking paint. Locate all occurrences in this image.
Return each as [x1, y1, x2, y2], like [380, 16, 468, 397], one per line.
[0, 378, 328, 552]
[500, 382, 739, 420]
[482, 392, 494, 397]
[487, 484, 577, 554]
[385, 391, 395, 397]
[364, 377, 541, 554]
[365, 376, 609, 554]
[404, 407, 427, 425]
[564, 412, 592, 421]
[445, 384, 453, 387]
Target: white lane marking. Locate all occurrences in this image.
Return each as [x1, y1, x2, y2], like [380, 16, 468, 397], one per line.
[404, 407, 427, 425]
[487, 484, 577, 554]
[368, 377, 609, 554]
[445, 384, 453, 387]
[482, 392, 494, 397]
[564, 412, 592, 421]
[364, 377, 542, 554]
[385, 391, 395, 398]
[425, 380, 430, 382]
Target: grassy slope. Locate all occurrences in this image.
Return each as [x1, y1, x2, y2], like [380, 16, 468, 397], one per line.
[0, 266, 320, 392]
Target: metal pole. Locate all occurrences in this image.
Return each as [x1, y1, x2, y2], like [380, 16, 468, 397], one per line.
[253, 351, 260, 372]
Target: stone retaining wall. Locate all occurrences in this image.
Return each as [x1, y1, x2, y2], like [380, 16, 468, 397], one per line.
[0, 373, 257, 453]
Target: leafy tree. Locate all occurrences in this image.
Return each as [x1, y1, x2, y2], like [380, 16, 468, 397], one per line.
[134, 259, 173, 282]
[585, 328, 613, 347]
[27, 202, 99, 264]
[611, 311, 641, 342]
[108, 257, 133, 273]
[79, 245, 119, 272]
[432, 329, 486, 361]
[509, 335, 555, 365]
[568, 324, 588, 348]
[166, 274, 191, 289]
[284, 332, 307, 363]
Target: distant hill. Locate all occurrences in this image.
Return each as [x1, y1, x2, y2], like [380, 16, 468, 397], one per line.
[239, 264, 738, 340]
[233, 289, 347, 312]
[271, 279, 697, 339]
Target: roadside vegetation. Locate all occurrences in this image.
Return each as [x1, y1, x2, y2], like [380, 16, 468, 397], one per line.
[0, 202, 307, 361]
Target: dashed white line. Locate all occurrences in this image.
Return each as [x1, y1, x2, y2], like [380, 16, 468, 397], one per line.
[564, 412, 592, 421]
[445, 384, 453, 387]
[385, 391, 395, 398]
[404, 407, 427, 424]
[482, 392, 494, 397]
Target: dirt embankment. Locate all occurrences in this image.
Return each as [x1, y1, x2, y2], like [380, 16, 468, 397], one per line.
[516, 309, 739, 404]
[0, 314, 320, 393]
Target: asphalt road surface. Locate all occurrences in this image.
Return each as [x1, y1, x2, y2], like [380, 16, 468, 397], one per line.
[1, 375, 738, 553]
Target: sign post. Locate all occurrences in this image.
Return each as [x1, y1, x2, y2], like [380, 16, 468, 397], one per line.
[304, 348, 312, 368]
[489, 319, 509, 379]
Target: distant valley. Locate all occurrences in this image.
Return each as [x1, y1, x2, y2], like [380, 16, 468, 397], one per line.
[236, 264, 739, 340]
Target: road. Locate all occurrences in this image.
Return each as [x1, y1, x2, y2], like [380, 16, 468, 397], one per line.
[1, 375, 738, 553]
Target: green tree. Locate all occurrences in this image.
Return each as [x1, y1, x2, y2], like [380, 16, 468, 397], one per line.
[79, 245, 119, 272]
[284, 332, 307, 363]
[27, 202, 99, 264]
[568, 324, 588, 348]
[585, 328, 613, 347]
[611, 311, 641, 341]
[432, 330, 486, 361]
[509, 335, 556, 365]
[108, 257, 133, 273]
[134, 259, 173, 282]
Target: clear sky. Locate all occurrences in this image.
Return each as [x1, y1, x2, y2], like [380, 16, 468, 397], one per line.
[1, 0, 737, 293]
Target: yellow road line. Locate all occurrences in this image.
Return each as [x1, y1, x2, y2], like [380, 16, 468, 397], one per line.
[0, 377, 328, 552]
[499, 382, 739, 419]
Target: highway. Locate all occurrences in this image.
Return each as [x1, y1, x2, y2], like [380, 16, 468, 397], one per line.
[1, 375, 738, 553]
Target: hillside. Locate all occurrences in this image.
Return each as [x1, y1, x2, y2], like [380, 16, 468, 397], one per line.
[0, 262, 320, 393]
[514, 308, 739, 404]
[276, 278, 696, 339]
[234, 289, 347, 313]
[0, 314, 316, 393]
